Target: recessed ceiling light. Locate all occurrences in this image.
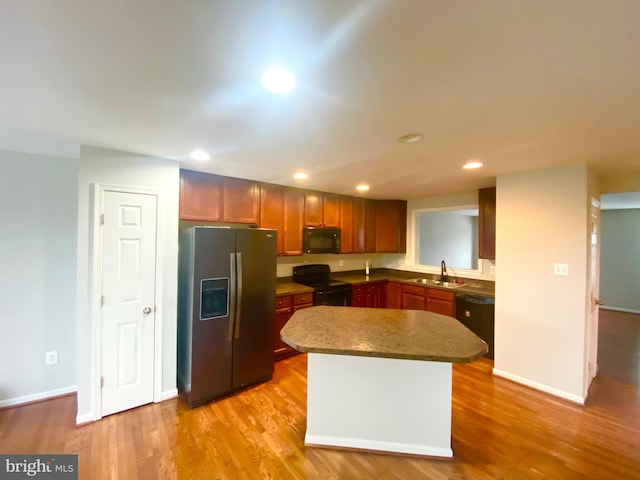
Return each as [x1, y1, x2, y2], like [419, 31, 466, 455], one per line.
[463, 160, 484, 170]
[356, 183, 370, 192]
[261, 66, 296, 94]
[293, 171, 309, 180]
[396, 132, 424, 144]
[190, 149, 210, 161]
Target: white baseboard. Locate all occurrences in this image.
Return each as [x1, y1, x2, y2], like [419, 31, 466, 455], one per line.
[305, 434, 453, 458]
[492, 368, 585, 405]
[0, 385, 77, 409]
[160, 388, 178, 402]
[600, 305, 640, 314]
[75, 412, 95, 425]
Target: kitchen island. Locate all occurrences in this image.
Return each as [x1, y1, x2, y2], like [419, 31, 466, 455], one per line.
[280, 306, 487, 457]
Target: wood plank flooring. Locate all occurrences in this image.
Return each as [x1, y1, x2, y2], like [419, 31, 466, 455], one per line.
[1, 353, 639, 479]
[598, 308, 640, 387]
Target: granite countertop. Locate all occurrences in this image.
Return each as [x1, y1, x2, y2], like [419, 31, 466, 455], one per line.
[276, 282, 314, 297]
[275, 269, 495, 298]
[334, 272, 495, 298]
[281, 305, 488, 363]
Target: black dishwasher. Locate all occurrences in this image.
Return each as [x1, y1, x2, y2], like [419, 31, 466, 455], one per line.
[455, 294, 495, 360]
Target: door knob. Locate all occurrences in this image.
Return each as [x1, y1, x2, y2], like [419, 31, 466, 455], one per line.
[595, 299, 603, 306]
[143, 307, 152, 314]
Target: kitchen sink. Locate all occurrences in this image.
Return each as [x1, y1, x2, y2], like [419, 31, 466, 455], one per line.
[410, 278, 464, 289]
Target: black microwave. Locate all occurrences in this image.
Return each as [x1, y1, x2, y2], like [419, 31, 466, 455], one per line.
[302, 227, 341, 254]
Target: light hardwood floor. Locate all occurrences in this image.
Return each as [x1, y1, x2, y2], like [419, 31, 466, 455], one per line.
[1, 352, 639, 480]
[598, 308, 640, 387]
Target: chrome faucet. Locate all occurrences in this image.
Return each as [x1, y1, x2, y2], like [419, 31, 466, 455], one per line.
[440, 260, 448, 282]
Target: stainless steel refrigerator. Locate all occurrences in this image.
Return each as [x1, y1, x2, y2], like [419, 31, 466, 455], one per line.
[177, 226, 277, 408]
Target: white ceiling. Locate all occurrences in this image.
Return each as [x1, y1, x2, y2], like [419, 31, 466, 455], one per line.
[2, 1, 640, 199]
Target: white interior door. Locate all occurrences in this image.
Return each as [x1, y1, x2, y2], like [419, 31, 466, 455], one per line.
[585, 198, 601, 392]
[101, 190, 157, 416]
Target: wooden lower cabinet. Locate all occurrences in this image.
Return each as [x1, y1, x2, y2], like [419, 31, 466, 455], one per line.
[426, 288, 455, 317]
[274, 293, 313, 360]
[352, 282, 385, 308]
[386, 282, 403, 309]
[402, 284, 426, 310]
[383, 282, 456, 317]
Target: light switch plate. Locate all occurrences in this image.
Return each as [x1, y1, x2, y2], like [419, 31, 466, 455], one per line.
[553, 263, 569, 276]
[45, 351, 58, 365]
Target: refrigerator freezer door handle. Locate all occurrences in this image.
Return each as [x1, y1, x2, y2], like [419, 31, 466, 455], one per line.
[228, 253, 236, 341]
[234, 252, 243, 339]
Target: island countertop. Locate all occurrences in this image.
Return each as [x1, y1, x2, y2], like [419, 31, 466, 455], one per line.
[280, 306, 488, 363]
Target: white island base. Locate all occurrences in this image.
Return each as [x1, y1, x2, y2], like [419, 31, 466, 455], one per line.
[305, 353, 453, 458]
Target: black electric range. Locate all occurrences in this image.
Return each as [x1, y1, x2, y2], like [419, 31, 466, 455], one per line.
[292, 264, 352, 306]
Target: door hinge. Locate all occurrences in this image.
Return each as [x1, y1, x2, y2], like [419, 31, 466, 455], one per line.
[100, 295, 105, 307]
[100, 213, 105, 225]
[100, 377, 104, 388]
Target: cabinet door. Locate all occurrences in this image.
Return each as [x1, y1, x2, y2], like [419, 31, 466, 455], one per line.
[179, 170, 222, 221]
[259, 184, 284, 256]
[274, 307, 293, 358]
[323, 194, 341, 227]
[283, 188, 305, 256]
[353, 198, 366, 253]
[352, 294, 367, 307]
[340, 196, 353, 253]
[365, 199, 377, 253]
[403, 293, 426, 310]
[223, 177, 259, 224]
[427, 298, 454, 317]
[375, 200, 407, 253]
[304, 192, 323, 226]
[479, 187, 496, 259]
[365, 284, 380, 308]
[386, 282, 402, 309]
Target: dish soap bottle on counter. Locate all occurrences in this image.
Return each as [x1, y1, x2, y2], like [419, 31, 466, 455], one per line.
[365, 259, 370, 276]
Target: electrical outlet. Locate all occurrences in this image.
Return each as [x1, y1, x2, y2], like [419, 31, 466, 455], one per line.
[45, 351, 58, 365]
[490, 265, 496, 275]
[338, 259, 344, 267]
[398, 259, 404, 266]
[553, 263, 569, 276]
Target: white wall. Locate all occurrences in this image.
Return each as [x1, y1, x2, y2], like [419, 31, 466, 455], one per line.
[76, 146, 179, 422]
[600, 209, 640, 311]
[418, 212, 478, 269]
[0, 150, 78, 406]
[494, 164, 590, 403]
[277, 253, 384, 278]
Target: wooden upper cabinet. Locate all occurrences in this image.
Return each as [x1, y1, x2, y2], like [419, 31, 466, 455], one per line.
[259, 184, 284, 256]
[283, 188, 305, 256]
[375, 200, 407, 253]
[353, 198, 377, 253]
[364, 199, 377, 253]
[323, 194, 341, 227]
[223, 177, 260, 224]
[478, 187, 496, 259]
[339, 196, 353, 253]
[304, 192, 323, 226]
[353, 198, 366, 253]
[179, 170, 222, 222]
